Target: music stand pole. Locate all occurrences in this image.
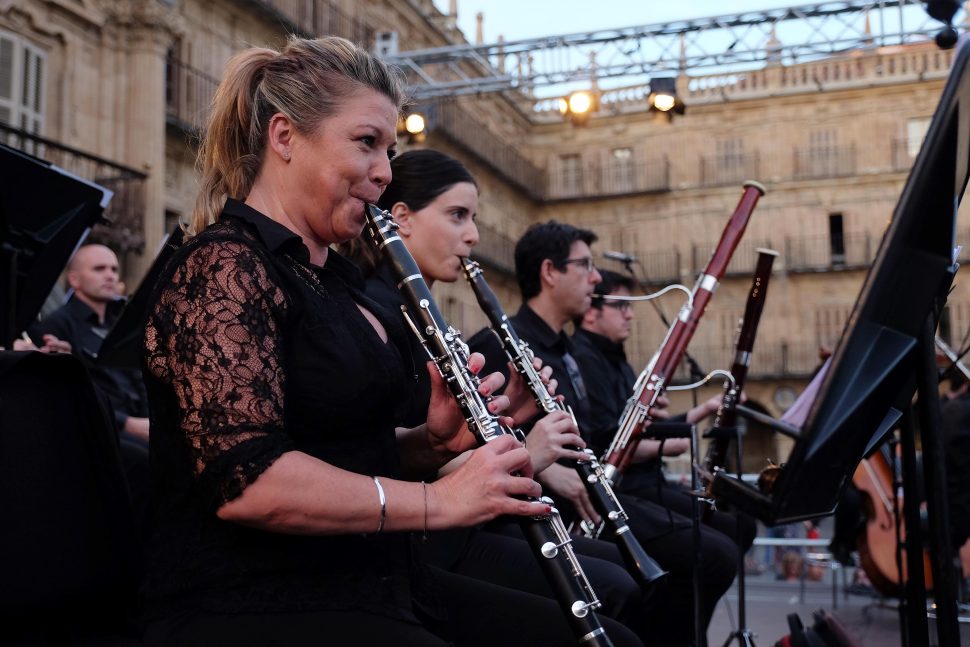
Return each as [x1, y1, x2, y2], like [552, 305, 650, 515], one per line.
[721, 422, 756, 647]
[916, 316, 960, 646]
[690, 422, 707, 647]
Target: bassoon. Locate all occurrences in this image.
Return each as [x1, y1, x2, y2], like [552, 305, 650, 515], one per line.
[601, 181, 766, 486]
[461, 258, 668, 592]
[362, 205, 613, 647]
[700, 247, 778, 494]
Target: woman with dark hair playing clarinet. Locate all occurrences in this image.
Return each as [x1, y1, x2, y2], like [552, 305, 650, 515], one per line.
[141, 37, 630, 646]
[341, 148, 646, 645]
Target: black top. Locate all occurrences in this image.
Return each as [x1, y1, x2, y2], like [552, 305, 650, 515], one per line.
[467, 304, 592, 439]
[571, 328, 637, 455]
[142, 199, 429, 620]
[365, 260, 426, 427]
[571, 327, 686, 489]
[28, 296, 149, 431]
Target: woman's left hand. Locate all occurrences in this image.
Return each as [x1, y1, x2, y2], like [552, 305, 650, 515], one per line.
[425, 354, 512, 455]
[502, 357, 556, 425]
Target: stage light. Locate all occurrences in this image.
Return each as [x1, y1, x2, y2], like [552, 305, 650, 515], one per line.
[404, 113, 426, 135]
[397, 111, 428, 143]
[559, 90, 598, 126]
[647, 77, 685, 119]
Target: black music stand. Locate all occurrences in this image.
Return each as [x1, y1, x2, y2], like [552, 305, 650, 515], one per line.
[0, 143, 111, 348]
[711, 36, 970, 647]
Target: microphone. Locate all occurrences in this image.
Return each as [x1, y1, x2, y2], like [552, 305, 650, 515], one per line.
[603, 250, 636, 264]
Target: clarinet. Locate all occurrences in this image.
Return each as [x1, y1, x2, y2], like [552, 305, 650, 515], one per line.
[700, 248, 777, 492]
[362, 205, 613, 647]
[601, 181, 766, 487]
[461, 258, 668, 592]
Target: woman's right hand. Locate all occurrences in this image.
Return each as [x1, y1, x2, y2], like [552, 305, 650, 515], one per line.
[429, 434, 549, 528]
[526, 410, 588, 473]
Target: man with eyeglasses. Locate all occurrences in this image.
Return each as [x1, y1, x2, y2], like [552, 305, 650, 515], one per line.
[468, 223, 738, 646]
[573, 270, 756, 553]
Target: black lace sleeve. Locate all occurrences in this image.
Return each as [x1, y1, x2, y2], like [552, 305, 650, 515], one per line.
[145, 238, 293, 507]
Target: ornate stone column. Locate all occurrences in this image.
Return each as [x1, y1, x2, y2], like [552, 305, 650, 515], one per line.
[100, 0, 181, 283]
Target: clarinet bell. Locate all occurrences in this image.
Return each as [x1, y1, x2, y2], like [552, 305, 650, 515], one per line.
[614, 529, 668, 599]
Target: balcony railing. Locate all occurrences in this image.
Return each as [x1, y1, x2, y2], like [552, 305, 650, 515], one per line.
[0, 123, 147, 255]
[469, 220, 516, 275]
[166, 57, 220, 134]
[546, 158, 670, 201]
[891, 137, 919, 172]
[690, 238, 774, 278]
[784, 231, 875, 272]
[634, 248, 681, 285]
[792, 145, 857, 180]
[242, 0, 374, 44]
[699, 152, 760, 188]
[436, 102, 545, 201]
[670, 340, 821, 382]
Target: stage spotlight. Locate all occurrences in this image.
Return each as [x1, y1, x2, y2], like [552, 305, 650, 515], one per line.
[398, 111, 427, 143]
[559, 90, 598, 126]
[647, 77, 685, 119]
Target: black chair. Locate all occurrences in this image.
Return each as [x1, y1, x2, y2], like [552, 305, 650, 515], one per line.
[0, 351, 143, 645]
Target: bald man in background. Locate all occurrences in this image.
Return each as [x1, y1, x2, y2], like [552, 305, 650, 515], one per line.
[29, 244, 150, 445]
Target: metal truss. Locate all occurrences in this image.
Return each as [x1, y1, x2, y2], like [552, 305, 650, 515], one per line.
[384, 0, 959, 100]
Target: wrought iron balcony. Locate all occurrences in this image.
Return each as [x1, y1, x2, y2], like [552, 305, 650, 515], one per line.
[891, 137, 919, 172]
[240, 0, 374, 43]
[665, 340, 821, 382]
[690, 238, 774, 278]
[792, 145, 857, 180]
[699, 152, 760, 188]
[435, 102, 545, 201]
[166, 57, 219, 134]
[784, 231, 875, 272]
[0, 123, 147, 255]
[546, 157, 670, 201]
[469, 220, 516, 275]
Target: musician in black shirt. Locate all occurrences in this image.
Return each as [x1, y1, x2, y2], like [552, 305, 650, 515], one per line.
[141, 37, 597, 646]
[29, 244, 150, 445]
[468, 222, 737, 646]
[572, 270, 756, 551]
[342, 148, 645, 644]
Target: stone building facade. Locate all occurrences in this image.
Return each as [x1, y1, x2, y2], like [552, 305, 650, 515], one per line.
[3, 0, 966, 468]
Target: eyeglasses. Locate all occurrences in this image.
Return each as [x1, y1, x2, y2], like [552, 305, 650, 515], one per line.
[601, 300, 633, 313]
[559, 257, 596, 273]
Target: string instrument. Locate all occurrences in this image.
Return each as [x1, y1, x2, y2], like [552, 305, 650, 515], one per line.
[461, 258, 668, 593]
[363, 204, 613, 647]
[601, 181, 766, 486]
[852, 445, 934, 596]
[700, 247, 778, 499]
[853, 337, 970, 596]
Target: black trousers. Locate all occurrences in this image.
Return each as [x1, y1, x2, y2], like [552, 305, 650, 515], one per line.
[623, 471, 758, 552]
[144, 566, 641, 647]
[452, 527, 644, 632]
[616, 492, 737, 647]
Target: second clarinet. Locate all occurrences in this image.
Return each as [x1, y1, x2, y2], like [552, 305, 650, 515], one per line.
[363, 205, 613, 647]
[462, 258, 668, 593]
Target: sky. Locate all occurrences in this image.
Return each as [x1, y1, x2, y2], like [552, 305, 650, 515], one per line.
[426, 1, 953, 96]
[432, 1, 836, 43]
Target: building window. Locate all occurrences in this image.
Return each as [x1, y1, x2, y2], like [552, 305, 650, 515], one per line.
[607, 147, 634, 192]
[829, 212, 845, 265]
[559, 153, 582, 197]
[0, 30, 45, 135]
[906, 117, 931, 157]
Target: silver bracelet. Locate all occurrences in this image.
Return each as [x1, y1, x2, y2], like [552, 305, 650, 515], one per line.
[372, 476, 386, 534]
